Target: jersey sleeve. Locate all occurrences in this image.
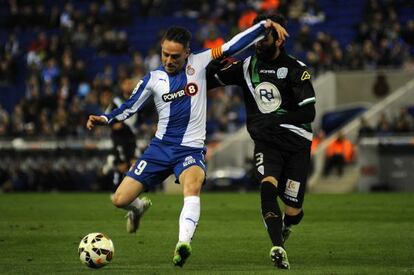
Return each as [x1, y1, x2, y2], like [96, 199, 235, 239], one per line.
[290, 63, 316, 107]
[102, 73, 153, 123]
[194, 20, 267, 67]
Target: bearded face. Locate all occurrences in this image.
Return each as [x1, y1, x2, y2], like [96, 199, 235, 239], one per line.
[255, 33, 279, 61]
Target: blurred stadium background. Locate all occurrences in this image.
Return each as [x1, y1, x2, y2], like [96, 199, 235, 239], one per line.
[1, 0, 414, 193]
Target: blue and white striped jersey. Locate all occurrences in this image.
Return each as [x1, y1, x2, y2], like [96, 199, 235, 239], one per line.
[103, 21, 268, 148]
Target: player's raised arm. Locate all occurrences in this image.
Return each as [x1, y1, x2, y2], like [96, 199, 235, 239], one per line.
[212, 19, 288, 60]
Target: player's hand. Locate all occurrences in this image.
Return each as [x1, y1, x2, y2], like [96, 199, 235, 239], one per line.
[86, 115, 107, 130]
[265, 19, 289, 41]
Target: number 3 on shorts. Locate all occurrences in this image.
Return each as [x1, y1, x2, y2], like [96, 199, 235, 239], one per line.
[134, 160, 147, 175]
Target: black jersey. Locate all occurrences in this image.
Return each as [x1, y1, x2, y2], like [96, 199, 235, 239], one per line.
[212, 50, 316, 151]
[106, 97, 137, 164]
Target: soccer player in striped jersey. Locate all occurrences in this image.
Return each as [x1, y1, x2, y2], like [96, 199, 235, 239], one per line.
[206, 14, 316, 269]
[86, 20, 288, 267]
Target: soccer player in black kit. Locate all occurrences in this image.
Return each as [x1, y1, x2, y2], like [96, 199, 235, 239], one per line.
[206, 14, 316, 269]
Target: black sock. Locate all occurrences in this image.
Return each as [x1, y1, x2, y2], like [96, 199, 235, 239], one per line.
[284, 210, 304, 227]
[261, 181, 283, 247]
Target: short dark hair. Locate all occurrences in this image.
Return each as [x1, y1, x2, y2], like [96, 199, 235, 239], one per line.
[253, 13, 287, 41]
[161, 26, 192, 49]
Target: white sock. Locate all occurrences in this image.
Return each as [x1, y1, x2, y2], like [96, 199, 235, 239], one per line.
[124, 197, 145, 212]
[178, 196, 200, 243]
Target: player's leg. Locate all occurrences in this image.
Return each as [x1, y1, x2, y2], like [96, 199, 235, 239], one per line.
[111, 175, 152, 233]
[261, 176, 284, 249]
[261, 177, 289, 269]
[282, 206, 304, 244]
[173, 165, 205, 267]
[172, 149, 206, 267]
[254, 145, 289, 269]
[280, 145, 310, 244]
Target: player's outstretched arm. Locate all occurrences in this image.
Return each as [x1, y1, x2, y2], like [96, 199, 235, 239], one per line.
[86, 115, 108, 130]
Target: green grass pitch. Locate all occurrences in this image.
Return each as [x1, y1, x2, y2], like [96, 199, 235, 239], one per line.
[0, 192, 413, 274]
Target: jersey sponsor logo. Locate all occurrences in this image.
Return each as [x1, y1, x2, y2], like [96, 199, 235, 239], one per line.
[254, 82, 282, 113]
[277, 67, 288, 79]
[161, 83, 198, 102]
[162, 89, 186, 102]
[259, 69, 276, 74]
[301, 71, 311, 81]
[184, 83, 199, 96]
[285, 179, 300, 198]
[283, 195, 298, 202]
[186, 65, 195, 75]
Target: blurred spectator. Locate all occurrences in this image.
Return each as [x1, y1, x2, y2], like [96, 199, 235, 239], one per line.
[372, 72, 390, 98]
[0, 53, 18, 85]
[295, 24, 313, 52]
[48, 6, 61, 28]
[0, 105, 9, 136]
[402, 20, 414, 47]
[10, 104, 25, 136]
[311, 130, 325, 154]
[60, 2, 74, 30]
[41, 58, 60, 89]
[71, 23, 89, 48]
[300, 0, 325, 25]
[260, 0, 280, 12]
[4, 33, 20, 57]
[130, 51, 145, 83]
[114, 0, 134, 26]
[238, 9, 258, 31]
[324, 131, 355, 176]
[393, 107, 412, 133]
[358, 116, 374, 138]
[144, 49, 160, 72]
[203, 27, 225, 49]
[376, 112, 392, 136]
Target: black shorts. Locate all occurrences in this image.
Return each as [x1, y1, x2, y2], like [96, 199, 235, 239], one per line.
[253, 140, 311, 208]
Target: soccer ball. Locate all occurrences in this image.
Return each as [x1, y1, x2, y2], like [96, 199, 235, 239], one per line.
[78, 232, 114, 268]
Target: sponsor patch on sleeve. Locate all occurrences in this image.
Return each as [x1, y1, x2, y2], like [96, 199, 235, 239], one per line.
[300, 71, 311, 81]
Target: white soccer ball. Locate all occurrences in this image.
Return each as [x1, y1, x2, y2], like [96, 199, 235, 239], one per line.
[78, 232, 114, 268]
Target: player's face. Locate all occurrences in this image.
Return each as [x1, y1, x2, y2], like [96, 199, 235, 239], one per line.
[255, 33, 278, 61]
[161, 40, 189, 74]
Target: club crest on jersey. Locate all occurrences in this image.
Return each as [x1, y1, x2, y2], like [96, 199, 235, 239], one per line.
[186, 65, 195, 75]
[254, 82, 282, 113]
[277, 67, 288, 79]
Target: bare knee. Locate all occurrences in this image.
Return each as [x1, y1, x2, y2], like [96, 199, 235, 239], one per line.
[111, 193, 128, 208]
[261, 176, 278, 187]
[285, 206, 302, 216]
[180, 166, 205, 196]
